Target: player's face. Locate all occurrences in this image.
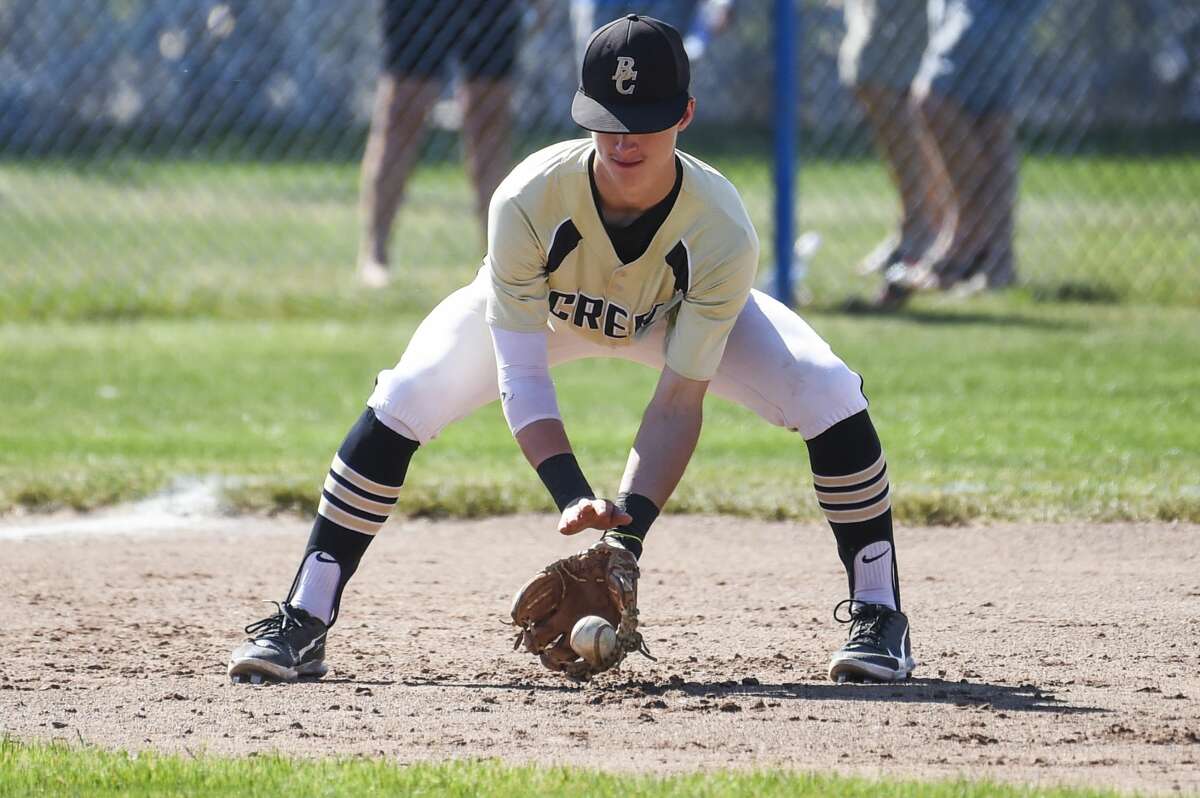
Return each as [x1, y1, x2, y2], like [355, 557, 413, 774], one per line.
[593, 129, 674, 177]
[592, 99, 696, 198]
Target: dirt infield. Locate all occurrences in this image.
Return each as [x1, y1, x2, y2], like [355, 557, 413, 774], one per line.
[2, 514, 1197, 794]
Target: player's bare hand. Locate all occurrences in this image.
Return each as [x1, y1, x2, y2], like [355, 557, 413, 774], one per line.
[558, 498, 632, 536]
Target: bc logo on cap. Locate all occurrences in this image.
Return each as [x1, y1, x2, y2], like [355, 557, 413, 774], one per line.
[612, 57, 637, 95]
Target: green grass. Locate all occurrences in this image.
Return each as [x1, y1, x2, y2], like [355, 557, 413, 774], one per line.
[1, 153, 1197, 322]
[0, 154, 1196, 521]
[0, 740, 1132, 798]
[2, 298, 1197, 524]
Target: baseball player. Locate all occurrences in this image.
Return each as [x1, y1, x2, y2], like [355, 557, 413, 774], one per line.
[229, 14, 915, 685]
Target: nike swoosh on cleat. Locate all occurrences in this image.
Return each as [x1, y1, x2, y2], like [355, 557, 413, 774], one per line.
[862, 549, 889, 564]
[298, 633, 326, 659]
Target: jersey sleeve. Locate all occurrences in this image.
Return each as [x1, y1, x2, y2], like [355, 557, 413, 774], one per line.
[664, 232, 758, 381]
[484, 191, 551, 333]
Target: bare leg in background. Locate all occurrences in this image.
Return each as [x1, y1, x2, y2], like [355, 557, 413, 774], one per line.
[974, 111, 1018, 287]
[914, 92, 998, 287]
[461, 78, 514, 236]
[855, 84, 942, 272]
[357, 74, 441, 288]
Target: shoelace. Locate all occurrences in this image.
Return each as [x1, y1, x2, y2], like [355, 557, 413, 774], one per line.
[833, 598, 888, 646]
[243, 601, 302, 637]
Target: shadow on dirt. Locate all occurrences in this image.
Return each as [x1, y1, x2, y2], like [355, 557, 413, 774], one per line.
[321, 675, 585, 695]
[400, 676, 1107, 715]
[661, 678, 1106, 714]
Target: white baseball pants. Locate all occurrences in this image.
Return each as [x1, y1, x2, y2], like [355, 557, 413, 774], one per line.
[368, 270, 868, 444]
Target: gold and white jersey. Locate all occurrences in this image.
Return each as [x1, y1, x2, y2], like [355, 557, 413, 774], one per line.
[484, 139, 759, 381]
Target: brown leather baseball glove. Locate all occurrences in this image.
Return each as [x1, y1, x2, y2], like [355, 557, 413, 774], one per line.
[510, 540, 651, 679]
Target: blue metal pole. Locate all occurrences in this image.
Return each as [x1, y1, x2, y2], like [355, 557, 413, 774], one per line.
[772, 0, 796, 305]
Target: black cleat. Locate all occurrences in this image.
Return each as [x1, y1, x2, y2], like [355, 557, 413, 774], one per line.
[828, 600, 916, 683]
[228, 602, 329, 684]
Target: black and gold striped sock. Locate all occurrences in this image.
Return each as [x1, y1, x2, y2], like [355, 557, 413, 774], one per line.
[287, 407, 419, 624]
[805, 410, 900, 611]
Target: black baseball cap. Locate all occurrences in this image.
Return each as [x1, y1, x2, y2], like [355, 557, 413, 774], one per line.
[571, 14, 691, 134]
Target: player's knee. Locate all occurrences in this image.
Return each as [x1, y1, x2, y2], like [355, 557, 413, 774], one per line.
[781, 359, 869, 439]
[830, 360, 868, 404]
[812, 362, 870, 437]
[366, 368, 437, 444]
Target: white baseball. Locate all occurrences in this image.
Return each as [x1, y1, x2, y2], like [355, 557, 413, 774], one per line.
[569, 615, 617, 667]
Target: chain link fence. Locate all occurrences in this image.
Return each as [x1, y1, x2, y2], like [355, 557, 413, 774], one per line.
[1, 0, 1197, 320]
[796, 0, 1200, 308]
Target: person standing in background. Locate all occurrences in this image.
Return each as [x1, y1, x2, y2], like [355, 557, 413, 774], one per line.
[840, 0, 1047, 308]
[571, 0, 734, 64]
[357, 0, 522, 288]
